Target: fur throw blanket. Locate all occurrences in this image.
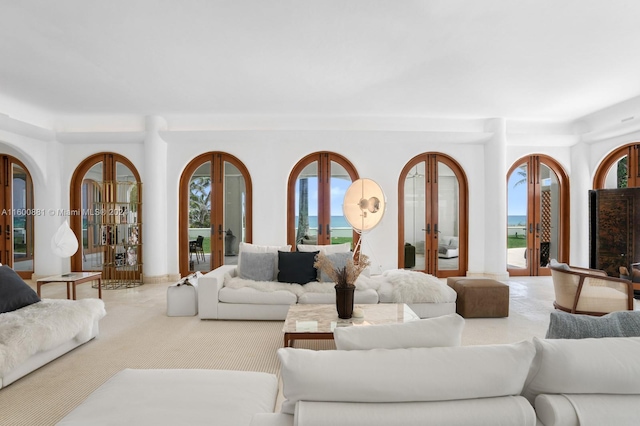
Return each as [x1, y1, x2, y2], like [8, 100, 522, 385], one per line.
[382, 269, 457, 303]
[0, 298, 106, 375]
[224, 270, 456, 304]
[224, 273, 379, 296]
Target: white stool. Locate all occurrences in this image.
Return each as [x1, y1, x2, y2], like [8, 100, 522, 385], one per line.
[167, 278, 198, 316]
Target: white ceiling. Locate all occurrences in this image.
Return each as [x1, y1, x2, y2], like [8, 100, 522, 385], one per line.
[1, 0, 640, 123]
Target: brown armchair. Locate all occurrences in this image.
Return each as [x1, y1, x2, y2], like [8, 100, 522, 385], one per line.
[549, 262, 635, 316]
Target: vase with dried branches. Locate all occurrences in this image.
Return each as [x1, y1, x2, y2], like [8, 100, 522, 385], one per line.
[314, 252, 370, 319]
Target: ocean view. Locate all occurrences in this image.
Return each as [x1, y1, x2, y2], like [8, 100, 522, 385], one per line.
[296, 216, 351, 228]
[508, 215, 527, 226]
[299, 215, 528, 228]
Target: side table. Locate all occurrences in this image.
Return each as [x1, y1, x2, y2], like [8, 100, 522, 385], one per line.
[37, 272, 103, 300]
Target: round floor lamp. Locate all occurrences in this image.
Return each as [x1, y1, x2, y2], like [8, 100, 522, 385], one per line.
[342, 178, 386, 255]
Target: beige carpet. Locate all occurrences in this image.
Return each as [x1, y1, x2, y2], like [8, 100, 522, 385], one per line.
[0, 281, 334, 426]
[0, 276, 557, 425]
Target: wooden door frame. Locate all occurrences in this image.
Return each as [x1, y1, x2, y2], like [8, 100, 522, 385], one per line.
[507, 154, 570, 276]
[0, 155, 34, 278]
[178, 152, 253, 277]
[398, 153, 469, 278]
[286, 152, 359, 249]
[70, 153, 142, 273]
[593, 143, 640, 189]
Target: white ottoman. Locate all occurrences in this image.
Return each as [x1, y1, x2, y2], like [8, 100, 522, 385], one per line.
[57, 369, 279, 426]
[167, 280, 198, 316]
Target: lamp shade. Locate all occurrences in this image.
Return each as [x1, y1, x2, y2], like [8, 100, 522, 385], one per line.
[51, 220, 79, 257]
[343, 178, 386, 232]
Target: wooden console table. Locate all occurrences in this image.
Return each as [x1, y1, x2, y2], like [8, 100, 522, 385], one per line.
[37, 272, 103, 300]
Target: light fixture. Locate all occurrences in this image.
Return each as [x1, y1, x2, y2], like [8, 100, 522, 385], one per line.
[51, 220, 79, 276]
[343, 178, 386, 254]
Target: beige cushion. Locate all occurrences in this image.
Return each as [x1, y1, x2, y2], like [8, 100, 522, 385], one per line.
[278, 340, 536, 414]
[57, 369, 278, 426]
[218, 287, 297, 305]
[296, 243, 351, 254]
[522, 336, 640, 404]
[333, 313, 464, 350]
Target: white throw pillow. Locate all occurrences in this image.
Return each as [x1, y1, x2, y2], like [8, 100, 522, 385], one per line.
[277, 340, 536, 414]
[522, 336, 640, 404]
[237, 242, 291, 281]
[334, 313, 465, 350]
[297, 243, 351, 254]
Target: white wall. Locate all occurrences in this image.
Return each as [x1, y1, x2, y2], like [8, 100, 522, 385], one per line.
[2, 109, 640, 279]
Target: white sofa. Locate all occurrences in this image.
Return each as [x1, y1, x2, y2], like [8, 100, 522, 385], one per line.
[253, 336, 640, 426]
[197, 265, 456, 320]
[57, 335, 640, 425]
[0, 298, 106, 389]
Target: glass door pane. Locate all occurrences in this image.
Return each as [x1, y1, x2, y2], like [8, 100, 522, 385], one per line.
[223, 161, 245, 264]
[539, 164, 560, 269]
[82, 162, 104, 271]
[404, 163, 426, 270]
[507, 164, 528, 270]
[437, 162, 459, 271]
[12, 164, 31, 271]
[295, 163, 319, 246]
[603, 155, 627, 189]
[330, 161, 352, 247]
[188, 162, 211, 272]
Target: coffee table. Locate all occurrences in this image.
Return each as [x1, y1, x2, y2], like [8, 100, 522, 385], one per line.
[282, 303, 419, 347]
[37, 272, 103, 300]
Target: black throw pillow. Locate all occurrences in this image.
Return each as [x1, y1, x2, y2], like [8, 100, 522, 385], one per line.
[0, 265, 41, 314]
[277, 251, 319, 284]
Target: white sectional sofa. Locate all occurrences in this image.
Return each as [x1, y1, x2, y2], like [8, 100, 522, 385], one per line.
[57, 332, 640, 425]
[195, 241, 457, 320]
[197, 264, 456, 320]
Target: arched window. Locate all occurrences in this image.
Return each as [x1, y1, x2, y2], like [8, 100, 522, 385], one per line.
[179, 152, 252, 276]
[287, 152, 358, 249]
[507, 155, 569, 276]
[593, 143, 640, 189]
[70, 153, 142, 285]
[0, 155, 34, 278]
[398, 153, 468, 278]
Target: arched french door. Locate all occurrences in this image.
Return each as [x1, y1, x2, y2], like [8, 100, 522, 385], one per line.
[0, 155, 34, 278]
[70, 153, 142, 284]
[507, 155, 569, 276]
[398, 153, 468, 278]
[593, 143, 640, 189]
[179, 152, 252, 276]
[287, 152, 359, 249]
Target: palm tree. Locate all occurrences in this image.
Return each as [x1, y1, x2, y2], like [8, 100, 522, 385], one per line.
[296, 178, 309, 244]
[617, 157, 628, 188]
[513, 165, 527, 187]
[189, 177, 211, 228]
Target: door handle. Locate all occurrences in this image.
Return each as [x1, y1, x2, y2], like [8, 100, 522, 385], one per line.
[536, 223, 541, 234]
[318, 224, 322, 235]
[529, 223, 533, 233]
[426, 224, 431, 234]
[326, 224, 330, 236]
[5, 225, 9, 240]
